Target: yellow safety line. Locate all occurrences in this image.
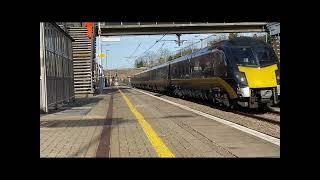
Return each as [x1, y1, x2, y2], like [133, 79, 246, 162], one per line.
[118, 88, 175, 158]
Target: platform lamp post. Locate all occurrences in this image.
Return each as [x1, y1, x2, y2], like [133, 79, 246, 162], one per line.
[105, 50, 110, 68]
[100, 36, 120, 87]
[98, 22, 103, 94]
[104, 50, 110, 87]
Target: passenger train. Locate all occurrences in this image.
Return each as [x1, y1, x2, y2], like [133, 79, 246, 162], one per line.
[131, 37, 280, 109]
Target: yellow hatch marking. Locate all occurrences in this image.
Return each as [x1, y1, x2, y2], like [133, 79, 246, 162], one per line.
[118, 88, 175, 158]
[238, 64, 278, 88]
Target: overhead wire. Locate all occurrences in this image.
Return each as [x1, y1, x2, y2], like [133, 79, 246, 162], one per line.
[128, 42, 141, 58]
[137, 33, 168, 58]
[124, 42, 142, 65]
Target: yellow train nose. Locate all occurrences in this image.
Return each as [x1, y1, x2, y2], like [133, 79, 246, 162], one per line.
[238, 64, 278, 88]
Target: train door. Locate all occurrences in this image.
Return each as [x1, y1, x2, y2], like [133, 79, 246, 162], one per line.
[199, 53, 213, 78]
[186, 57, 191, 79]
[168, 64, 171, 85]
[213, 50, 228, 78]
[212, 49, 232, 106]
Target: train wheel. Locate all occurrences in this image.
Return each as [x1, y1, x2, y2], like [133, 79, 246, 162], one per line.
[167, 86, 173, 96]
[173, 87, 178, 97]
[202, 91, 208, 101]
[222, 93, 233, 110]
[225, 95, 237, 111]
[188, 90, 192, 98]
[258, 103, 269, 111]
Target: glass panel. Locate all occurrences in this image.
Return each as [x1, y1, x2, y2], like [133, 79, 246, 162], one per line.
[231, 47, 257, 66]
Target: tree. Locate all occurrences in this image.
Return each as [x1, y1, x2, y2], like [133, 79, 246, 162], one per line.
[165, 47, 197, 62]
[228, 33, 238, 40]
[255, 34, 268, 42]
[158, 48, 171, 64]
[143, 51, 159, 68]
[208, 34, 228, 46]
[134, 58, 145, 68]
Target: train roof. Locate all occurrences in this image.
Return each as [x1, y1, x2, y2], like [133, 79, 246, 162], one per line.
[220, 37, 268, 47]
[133, 61, 170, 76]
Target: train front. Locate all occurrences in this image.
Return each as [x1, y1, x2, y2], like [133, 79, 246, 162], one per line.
[229, 39, 280, 108]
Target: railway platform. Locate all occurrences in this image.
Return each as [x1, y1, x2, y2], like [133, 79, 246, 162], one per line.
[40, 86, 280, 158]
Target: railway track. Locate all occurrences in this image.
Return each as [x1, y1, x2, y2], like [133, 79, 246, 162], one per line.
[150, 90, 280, 125]
[268, 111, 280, 115]
[207, 105, 280, 125]
[266, 107, 280, 115]
[231, 110, 280, 125]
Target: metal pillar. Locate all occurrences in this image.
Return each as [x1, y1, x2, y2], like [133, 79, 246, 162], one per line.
[98, 22, 103, 94]
[176, 34, 181, 46]
[40, 22, 48, 113]
[265, 33, 268, 43]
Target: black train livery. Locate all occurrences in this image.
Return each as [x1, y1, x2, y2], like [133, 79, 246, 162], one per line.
[131, 37, 280, 109]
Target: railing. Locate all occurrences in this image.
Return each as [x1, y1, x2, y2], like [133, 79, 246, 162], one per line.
[102, 22, 188, 26]
[145, 34, 226, 68]
[40, 22, 75, 113]
[145, 33, 269, 68]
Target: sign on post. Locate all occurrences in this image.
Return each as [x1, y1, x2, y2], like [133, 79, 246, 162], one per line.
[98, 53, 106, 58]
[101, 37, 121, 42]
[267, 22, 280, 36]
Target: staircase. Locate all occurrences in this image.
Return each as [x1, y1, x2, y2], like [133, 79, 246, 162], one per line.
[67, 26, 94, 95]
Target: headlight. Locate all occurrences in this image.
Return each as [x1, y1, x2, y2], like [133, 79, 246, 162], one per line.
[275, 69, 280, 84]
[235, 72, 248, 86]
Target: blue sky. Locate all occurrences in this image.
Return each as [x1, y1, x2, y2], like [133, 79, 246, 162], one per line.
[95, 32, 262, 69]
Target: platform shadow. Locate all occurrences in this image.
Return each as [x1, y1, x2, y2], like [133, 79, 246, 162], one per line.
[40, 117, 134, 128]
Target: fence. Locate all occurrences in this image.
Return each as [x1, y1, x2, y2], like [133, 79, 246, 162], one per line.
[145, 32, 271, 68]
[171, 33, 269, 58]
[40, 22, 75, 113]
[145, 34, 226, 68]
[171, 34, 221, 56]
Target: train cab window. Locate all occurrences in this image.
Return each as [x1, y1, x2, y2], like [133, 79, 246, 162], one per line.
[253, 46, 278, 65]
[231, 47, 257, 66]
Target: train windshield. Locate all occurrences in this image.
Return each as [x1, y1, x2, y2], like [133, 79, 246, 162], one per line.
[252, 46, 278, 66]
[232, 46, 277, 66]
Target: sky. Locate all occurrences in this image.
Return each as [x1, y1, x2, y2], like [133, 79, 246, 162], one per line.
[95, 32, 264, 70]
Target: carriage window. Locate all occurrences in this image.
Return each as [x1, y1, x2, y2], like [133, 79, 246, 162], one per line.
[199, 54, 213, 77]
[191, 58, 201, 77]
[179, 63, 183, 78]
[185, 63, 190, 78]
[173, 66, 177, 78]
